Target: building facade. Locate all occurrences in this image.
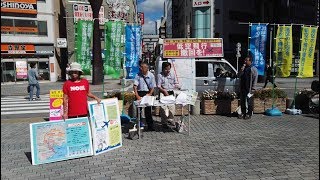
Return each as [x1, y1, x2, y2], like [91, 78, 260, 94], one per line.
[1, 0, 58, 83]
[170, 0, 319, 75]
[58, 0, 137, 80]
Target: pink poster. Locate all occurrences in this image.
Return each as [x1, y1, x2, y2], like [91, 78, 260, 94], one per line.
[16, 61, 28, 79]
[49, 90, 63, 121]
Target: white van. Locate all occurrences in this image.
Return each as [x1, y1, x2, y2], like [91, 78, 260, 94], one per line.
[195, 59, 239, 93]
[155, 57, 239, 93]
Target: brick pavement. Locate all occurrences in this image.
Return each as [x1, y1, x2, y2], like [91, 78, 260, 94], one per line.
[1, 114, 319, 180]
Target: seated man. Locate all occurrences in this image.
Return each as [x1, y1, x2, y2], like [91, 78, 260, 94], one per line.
[157, 62, 181, 131]
[133, 62, 156, 131]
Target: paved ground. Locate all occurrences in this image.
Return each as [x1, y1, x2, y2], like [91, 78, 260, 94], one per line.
[1, 114, 319, 180]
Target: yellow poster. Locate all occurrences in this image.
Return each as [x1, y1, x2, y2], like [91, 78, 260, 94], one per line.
[275, 25, 293, 77]
[298, 26, 318, 78]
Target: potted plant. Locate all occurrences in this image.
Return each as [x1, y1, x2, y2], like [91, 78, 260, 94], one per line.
[253, 88, 287, 113]
[201, 90, 238, 115]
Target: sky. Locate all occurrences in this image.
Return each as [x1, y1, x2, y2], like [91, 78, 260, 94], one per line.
[137, 0, 165, 34]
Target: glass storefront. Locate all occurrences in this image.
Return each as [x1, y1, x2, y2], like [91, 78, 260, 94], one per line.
[1, 58, 50, 83]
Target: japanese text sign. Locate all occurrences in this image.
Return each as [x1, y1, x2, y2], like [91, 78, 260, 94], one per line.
[163, 38, 223, 58]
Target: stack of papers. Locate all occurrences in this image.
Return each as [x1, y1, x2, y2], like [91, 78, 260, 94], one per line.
[140, 96, 155, 106]
[160, 95, 175, 104]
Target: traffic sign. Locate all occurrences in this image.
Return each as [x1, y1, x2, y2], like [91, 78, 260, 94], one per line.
[193, 0, 211, 7]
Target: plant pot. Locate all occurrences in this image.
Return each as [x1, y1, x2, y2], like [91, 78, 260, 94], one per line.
[175, 104, 190, 115]
[201, 99, 239, 115]
[254, 98, 287, 114]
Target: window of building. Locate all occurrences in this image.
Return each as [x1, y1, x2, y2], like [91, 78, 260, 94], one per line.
[1, 19, 47, 36]
[38, 21, 47, 36]
[1, 19, 14, 34]
[229, 10, 256, 22]
[14, 19, 38, 35]
[215, 9, 220, 14]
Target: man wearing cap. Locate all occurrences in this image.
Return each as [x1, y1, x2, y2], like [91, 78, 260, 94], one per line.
[62, 62, 101, 119]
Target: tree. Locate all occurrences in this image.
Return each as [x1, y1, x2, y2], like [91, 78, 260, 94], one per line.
[89, 0, 103, 85]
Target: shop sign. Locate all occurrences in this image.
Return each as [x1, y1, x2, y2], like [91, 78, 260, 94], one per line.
[1, 26, 38, 34]
[193, 0, 211, 7]
[15, 60, 28, 79]
[35, 45, 54, 56]
[57, 38, 67, 48]
[73, 4, 105, 25]
[1, 0, 37, 15]
[163, 38, 224, 58]
[107, 0, 130, 21]
[1, 44, 35, 55]
[138, 12, 144, 25]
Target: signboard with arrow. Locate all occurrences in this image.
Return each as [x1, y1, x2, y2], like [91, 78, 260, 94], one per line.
[193, 0, 211, 7]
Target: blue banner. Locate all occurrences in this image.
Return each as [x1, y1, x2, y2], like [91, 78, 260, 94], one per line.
[125, 25, 141, 79]
[249, 24, 267, 76]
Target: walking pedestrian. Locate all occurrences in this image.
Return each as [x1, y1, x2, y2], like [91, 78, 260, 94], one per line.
[28, 62, 41, 101]
[157, 62, 181, 131]
[62, 62, 101, 120]
[133, 62, 156, 131]
[238, 55, 258, 119]
[263, 63, 277, 88]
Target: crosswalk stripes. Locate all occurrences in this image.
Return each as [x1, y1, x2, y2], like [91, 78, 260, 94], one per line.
[1, 94, 50, 115]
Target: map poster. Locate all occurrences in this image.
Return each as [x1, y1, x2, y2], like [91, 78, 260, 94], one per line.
[49, 90, 64, 121]
[88, 98, 122, 155]
[30, 117, 93, 165]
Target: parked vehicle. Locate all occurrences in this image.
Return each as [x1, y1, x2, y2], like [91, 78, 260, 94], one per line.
[155, 57, 239, 93]
[194, 59, 239, 93]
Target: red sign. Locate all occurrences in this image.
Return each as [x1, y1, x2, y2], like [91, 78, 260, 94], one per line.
[163, 38, 224, 58]
[1, 44, 35, 55]
[73, 4, 105, 25]
[138, 12, 144, 25]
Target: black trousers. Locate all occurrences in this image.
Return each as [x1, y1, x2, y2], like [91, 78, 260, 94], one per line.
[137, 91, 153, 127]
[240, 92, 253, 116]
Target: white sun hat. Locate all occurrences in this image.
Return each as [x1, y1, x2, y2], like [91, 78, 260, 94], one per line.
[68, 62, 83, 74]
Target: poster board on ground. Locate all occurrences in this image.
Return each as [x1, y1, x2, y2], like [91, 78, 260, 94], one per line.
[30, 117, 93, 165]
[88, 98, 122, 155]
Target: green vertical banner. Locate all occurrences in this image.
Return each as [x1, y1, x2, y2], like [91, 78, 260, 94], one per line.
[275, 25, 293, 77]
[104, 21, 124, 79]
[298, 26, 318, 78]
[75, 20, 93, 75]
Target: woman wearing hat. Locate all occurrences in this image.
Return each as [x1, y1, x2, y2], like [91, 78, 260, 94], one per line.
[62, 62, 101, 119]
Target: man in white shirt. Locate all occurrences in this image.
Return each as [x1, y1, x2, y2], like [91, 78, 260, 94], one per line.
[133, 62, 156, 131]
[157, 62, 181, 131]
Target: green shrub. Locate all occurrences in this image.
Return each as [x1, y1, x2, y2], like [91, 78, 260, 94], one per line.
[253, 88, 287, 100]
